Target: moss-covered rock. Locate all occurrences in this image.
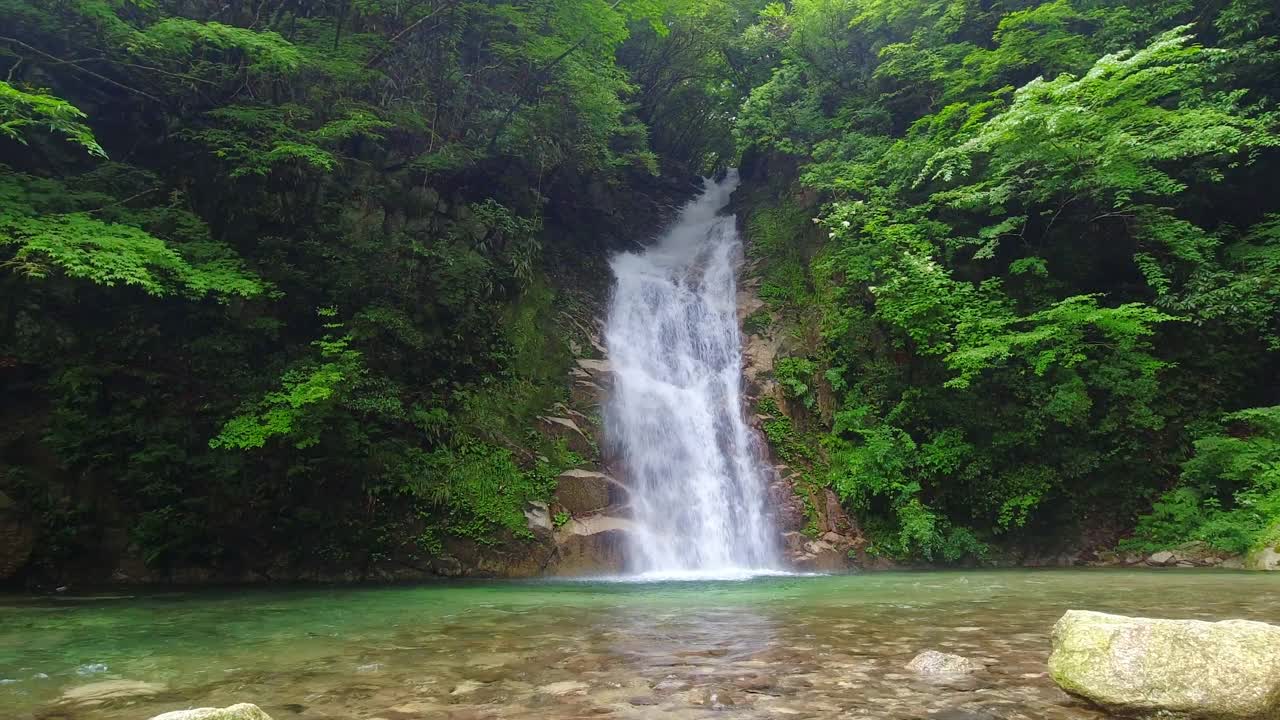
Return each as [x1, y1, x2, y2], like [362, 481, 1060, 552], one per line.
[1049, 610, 1280, 719]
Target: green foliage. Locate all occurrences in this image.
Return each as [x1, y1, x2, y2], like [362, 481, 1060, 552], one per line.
[0, 0, 695, 576]
[736, 0, 1280, 561]
[1126, 406, 1280, 555]
[1, 170, 263, 297]
[0, 81, 103, 155]
[211, 311, 364, 450]
[409, 441, 557, 541]
[775, 356, 817, 408]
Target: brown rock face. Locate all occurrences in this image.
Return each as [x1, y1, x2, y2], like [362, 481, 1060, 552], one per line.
[537, 416, 594, 457]
[552, 516, 634, 575]
[554, 469, 614, 514]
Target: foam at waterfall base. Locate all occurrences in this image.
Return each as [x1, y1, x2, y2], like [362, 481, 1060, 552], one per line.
[586, 568, 825, 583]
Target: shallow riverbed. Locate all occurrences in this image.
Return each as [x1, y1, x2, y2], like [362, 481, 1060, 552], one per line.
[3, 570, 1279, 720]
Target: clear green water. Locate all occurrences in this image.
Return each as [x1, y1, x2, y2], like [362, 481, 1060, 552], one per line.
[3, 570, 1278, 720]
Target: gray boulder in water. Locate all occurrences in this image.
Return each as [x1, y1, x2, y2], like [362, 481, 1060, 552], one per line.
[906, 650, 982, 675]
[1049, 610, 1280, 719]
[149, 703, 273, 720]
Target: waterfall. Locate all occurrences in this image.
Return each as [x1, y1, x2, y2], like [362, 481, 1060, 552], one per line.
[605, 170, 781, 579]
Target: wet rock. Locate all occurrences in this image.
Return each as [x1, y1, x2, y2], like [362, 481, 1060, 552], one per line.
[451, 680, 484, 695]
[1050, 609, 1280, 719]
[931, 710, 1002, 720]
[575, 358, 612, 377]
[536, 680, 589, 695]
[905, 651, 982, 676]
[628, 696, 660, 706]
[732, 673, 778, 693]
[62, 679, 166, 705]
[1247, 536, 1279, 571]
[554, 469, 613, 514]
[792, 538, 850, 572]
[686, 688, 737, 709]
[652, 676, 691, 693]
[552, 515, 633, 575]
[149, 704, 273, 720]
[524, 501, 552, 533]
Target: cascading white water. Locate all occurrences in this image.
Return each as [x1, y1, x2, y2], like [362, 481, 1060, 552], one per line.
[605, 169, 781, 579]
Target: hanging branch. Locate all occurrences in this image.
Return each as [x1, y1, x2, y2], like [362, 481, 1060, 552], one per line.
[0, 36, 162, 103]
[363, 0, 461, 69]
[486, 0, 627, 154]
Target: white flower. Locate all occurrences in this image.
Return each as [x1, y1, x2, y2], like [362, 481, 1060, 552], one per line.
[828, 232, 836, 239]
[841, 220, 851, 228]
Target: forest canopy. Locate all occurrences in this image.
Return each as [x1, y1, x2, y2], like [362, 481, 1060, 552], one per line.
[1, 0, 1277, 578]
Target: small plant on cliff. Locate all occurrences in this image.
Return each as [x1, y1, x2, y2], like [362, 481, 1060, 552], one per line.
[774, 356, 819, 409]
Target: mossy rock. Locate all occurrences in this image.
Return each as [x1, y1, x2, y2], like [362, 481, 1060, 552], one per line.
[1049, 610, 1280, 719]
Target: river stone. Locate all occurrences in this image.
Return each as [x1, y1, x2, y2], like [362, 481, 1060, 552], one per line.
[1147, 550, 1176, 566]
[1049, 609, 1280, 719]
[61, 680, 166, 704]
[150, 704, 273, 720]
[554, 469, 612, 514]
[906, 651, 982, 676]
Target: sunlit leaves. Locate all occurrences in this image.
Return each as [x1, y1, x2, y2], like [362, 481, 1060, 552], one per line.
[0, 81, 104, 156]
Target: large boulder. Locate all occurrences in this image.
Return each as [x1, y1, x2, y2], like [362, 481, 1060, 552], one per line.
[552, 515, 634, 575]
[1049, 610, 1280, 719]
[150, 703, 274, 720]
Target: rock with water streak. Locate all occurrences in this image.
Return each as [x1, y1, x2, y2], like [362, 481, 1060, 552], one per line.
[552, 515, 633, 575]
[149, 703, 273, 720]
[906, 651, 982, 676]
[1049, 609, 1280, 719]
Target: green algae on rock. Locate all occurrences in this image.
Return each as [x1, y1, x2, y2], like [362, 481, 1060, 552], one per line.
[1049, 610, 1280, 719]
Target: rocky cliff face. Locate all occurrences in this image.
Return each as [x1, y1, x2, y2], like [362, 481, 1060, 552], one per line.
[735, 226, 866, 573]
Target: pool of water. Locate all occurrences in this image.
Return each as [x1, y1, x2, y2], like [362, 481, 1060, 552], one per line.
[3, 570, 1278, 719]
